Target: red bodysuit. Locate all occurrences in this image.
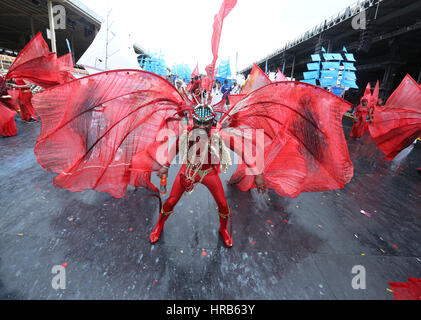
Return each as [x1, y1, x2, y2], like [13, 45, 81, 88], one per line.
[162, 127, 229, 216]
[350, 103, 369, 138]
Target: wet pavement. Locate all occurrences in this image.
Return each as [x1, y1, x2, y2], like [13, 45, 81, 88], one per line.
[0, 117, 420, 300]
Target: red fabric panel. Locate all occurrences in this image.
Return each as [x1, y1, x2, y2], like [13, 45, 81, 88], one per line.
[227, 94, 245, 108]
[18, 90, 38, 121]
[205, 0, 237, 91]
[408, 278, 421, 300]
[7, 33, 50, 76]
[7, 89, 20, 111]
[369, 74, 421, 160]
[350, 104, 369, 138]
[7, 53, 61, 88]
[220, 81, 353, 197]
[212, 98, 226, 113]
[6, 32, 71, 88]
[0, 75, 8, 96]
[32, 70, 188, 198]
[191, 64, 199, 79]
[275, 69, 288, 81]
[0, 101, 17, 136]
[389, 282, 413, 300]
[1, 95, 19, 112]
[389, 278, 421, 300]
[57, 52, 76, 83]
[241, 64, 272, 95]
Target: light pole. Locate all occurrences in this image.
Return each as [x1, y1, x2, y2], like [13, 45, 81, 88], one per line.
[47, 0, 57, 53]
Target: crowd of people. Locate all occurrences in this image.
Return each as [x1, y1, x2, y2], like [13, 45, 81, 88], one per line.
[0, 75, 38, 137]
[167, 74, 242, 109]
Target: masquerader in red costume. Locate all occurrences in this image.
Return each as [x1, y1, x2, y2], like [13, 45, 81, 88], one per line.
[369, 74, 421, 176]
[13, 78, 38, 122]
[350, 82, 375, 138]
[189, 76, 202, 104]
[350, 97, 370, 138]
[0, 75, 18, 137]
[148, 104, 265, 247]
[31, 0, 353, 247]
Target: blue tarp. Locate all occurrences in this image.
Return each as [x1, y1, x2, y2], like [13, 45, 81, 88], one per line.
[172, 63, 192, 82]
[341, 78, 358, 89]
[321, 70, 339, 78]
[307, 62, 320, 71]
[216, 59, 231, 80]
[301, 79, 317, 85]
[331, 86, 345, 96]
[311, 54, 321, 62]
[323, 53, 343, 61]
[342, 71, 357, 80]
[320, 77, 338, 87]
[322, 61, 341, 69]
[344, 53, 356, 62]
[303, 71, 319, 80]
[141, 53, 168, 76]
[215, 77, 232, 85]
[303, 47, 359, 90]
[342, 62, 356, 71]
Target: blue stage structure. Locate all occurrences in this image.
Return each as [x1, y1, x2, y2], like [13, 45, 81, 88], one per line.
[302, 46, 358, 96]
[215, 58, 232, 85]
[172, 63, 192, 83]
[139, 52, 168, 77]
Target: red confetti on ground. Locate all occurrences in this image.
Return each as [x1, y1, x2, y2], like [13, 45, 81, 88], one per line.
[283, 219, 288, 223]
[61, 263, 67, 268]
[251, 241, 255, 245]
[153, 281, 157, 284]
[36, 186, 41, 189]
[129, 228, 133, 231]
[267, 219, 272, 223]
[202, 251, 207, 256]
[393, 245, 399, 249]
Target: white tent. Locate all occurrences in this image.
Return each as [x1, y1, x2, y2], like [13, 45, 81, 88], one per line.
[77, 11, 140, 74]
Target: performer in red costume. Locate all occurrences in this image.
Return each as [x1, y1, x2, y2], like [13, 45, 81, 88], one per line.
[189, 76, 202, 104]
[350, 97, 370, 138]
[0, 75, 18, 137]
[148, 104, 266, 247]
[13, 79, 38, 122]
[350, 82, 376, 138]
[369, 74, 421, 176]
[31, 0, 354, 247]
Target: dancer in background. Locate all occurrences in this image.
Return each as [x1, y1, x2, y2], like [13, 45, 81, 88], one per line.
[0, 75, 17, 137]
[369, 74, 421, 176]
[13, 78, 38, 122]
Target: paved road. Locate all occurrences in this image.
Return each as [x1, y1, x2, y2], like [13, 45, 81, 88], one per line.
[0, 117, 420, 299]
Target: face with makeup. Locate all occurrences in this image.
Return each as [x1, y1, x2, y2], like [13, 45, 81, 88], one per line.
[193, 118, 212, 134]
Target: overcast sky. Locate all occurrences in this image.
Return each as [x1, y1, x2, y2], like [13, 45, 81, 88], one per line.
[82, 0, 357, 73]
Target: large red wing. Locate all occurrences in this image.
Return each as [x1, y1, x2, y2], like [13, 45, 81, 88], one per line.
[0, 101, 17, 127]
[6, 32, 62, 88]
[57, 53, 76, 83]
[240, 64, 271, 95]
[220, 81, 354, 198]
[369, 74, 421, 160]
[33, 70, 188, 198]
[7, 53, 61, 88]
[7, 32, 49, 74]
